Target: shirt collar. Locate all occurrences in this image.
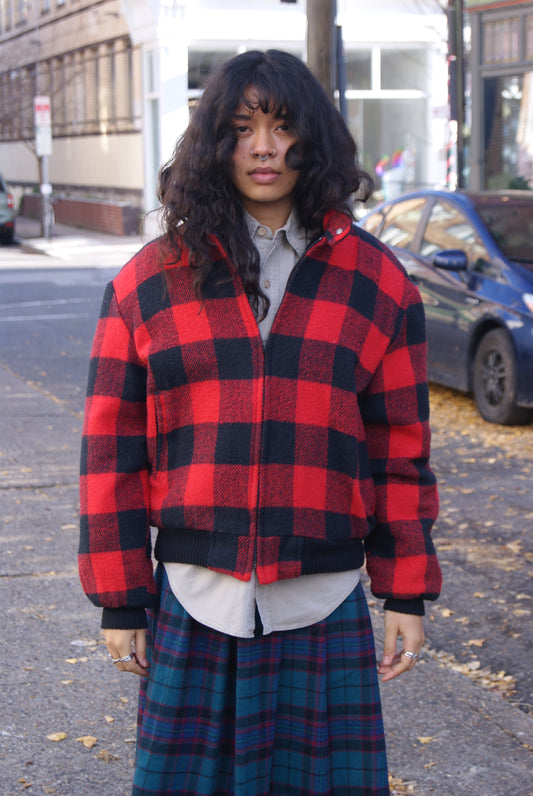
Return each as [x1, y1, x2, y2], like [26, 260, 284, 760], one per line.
[243, 207, 309, 258]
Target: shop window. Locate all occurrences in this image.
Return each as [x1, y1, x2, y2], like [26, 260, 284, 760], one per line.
[188, 51, 234, 90]
[483, 72, 533, 190]
[527, 15, 533, 60]
[381, 50, 427, 92]
[345, 50, 371, 91]
[483, 17, 521, 65]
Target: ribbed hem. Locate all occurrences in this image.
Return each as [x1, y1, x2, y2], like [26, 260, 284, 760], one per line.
[383, 597, 425, 616]
[154, 526, 366, 580]
[101, 606, 148, 630]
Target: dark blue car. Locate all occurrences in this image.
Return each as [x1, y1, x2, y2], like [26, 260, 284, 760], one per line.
[359, 189, 533, 425]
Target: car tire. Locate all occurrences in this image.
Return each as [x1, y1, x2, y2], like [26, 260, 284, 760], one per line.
[473, 329, 531, 425]
[1, 227, 14, 245]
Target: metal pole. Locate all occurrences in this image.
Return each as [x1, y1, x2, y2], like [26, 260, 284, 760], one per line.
[447, 0, 465, 188]
[34, 10, 51, 239]
[336, 23, 348, 122]
[306, 0, 337, 102]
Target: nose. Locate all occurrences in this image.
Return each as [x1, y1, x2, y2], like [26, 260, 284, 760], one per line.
[251, 126, 276, 158]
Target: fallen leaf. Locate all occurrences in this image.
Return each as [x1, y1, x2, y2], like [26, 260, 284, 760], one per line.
[96, 748, 118, 762]
[65, 658, 78, 664]
[440, 608, 455, 617]
[47, 732, 67, 742]
[76, 735, 98, 749]
[417, 735, 438, 744]
[464, 639, 485, 647]
[104, 715, 114, 723]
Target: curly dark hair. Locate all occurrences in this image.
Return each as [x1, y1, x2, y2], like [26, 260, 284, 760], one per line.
[158, 49, 373, 318]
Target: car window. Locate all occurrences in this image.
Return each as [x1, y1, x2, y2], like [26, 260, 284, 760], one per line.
[475, 203, 533, 264]
[378, 198, 426, 249]
[420, 200, 499, 279]
[361, 210, 386, 236]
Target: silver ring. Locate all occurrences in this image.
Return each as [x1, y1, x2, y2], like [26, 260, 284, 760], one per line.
[402, 650, 419, 660]
[111, 653, 133, 664]
[251, 148, 277, 161]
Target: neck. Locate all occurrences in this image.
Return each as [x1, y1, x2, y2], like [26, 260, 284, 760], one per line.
[240, 198, 294, 233]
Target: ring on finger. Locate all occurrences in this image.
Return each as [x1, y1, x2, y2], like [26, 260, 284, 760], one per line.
[110, 653, 133, 664]
[402, 650, 419, 661]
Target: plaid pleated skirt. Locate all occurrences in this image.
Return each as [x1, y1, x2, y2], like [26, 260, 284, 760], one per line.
[132, 565, 389, 796]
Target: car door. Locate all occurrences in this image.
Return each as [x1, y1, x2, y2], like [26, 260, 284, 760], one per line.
[414, 200, 492, 388]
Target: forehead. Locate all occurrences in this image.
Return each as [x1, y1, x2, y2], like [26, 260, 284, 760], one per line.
[233, 85, 287, 118]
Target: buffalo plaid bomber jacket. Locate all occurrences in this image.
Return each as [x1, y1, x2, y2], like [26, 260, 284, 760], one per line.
[79, 210, 442, 629]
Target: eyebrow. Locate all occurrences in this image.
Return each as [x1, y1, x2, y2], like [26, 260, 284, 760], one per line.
[232, 109, 289, 121]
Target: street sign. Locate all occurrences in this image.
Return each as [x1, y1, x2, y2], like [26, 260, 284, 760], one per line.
[34, 95, 52, 157]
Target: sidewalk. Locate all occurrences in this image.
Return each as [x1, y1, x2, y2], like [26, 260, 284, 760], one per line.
[14, 214, 157, 267]
[1, 353, 532, 795]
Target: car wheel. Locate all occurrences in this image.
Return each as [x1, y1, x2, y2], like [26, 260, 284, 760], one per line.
[473, 329, 531, 425]
[1, 227, 14, 245]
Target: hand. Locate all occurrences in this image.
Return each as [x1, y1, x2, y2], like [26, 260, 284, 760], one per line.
[378, 611, 424, 682]
[104, 628, 149, 677]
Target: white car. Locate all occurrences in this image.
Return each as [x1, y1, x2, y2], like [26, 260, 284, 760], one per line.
[0, 173, 16, 244]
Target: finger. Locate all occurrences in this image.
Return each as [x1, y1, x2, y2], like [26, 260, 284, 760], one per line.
[112, 653, 149, 678]
[133, 629, 149, 669]
[381, 648, 421, 681]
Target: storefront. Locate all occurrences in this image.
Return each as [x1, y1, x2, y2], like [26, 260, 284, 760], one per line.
[468, 0, 533, 189]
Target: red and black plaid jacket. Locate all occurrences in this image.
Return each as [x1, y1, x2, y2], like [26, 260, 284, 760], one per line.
[79, 210, 441, 628]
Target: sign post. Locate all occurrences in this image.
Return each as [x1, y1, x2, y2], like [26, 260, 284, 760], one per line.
[34, 96, 53, 239]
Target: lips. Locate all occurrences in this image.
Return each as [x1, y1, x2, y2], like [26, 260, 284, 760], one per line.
[249, 167, 280, 184]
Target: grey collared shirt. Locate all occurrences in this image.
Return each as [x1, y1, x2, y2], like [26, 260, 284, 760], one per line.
[165, 210, 360, 637]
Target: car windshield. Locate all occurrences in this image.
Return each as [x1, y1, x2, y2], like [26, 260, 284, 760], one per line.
[473, 201, 533, 264]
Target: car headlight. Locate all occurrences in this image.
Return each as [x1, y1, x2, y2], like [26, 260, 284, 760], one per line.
[524, 293, 533, 313]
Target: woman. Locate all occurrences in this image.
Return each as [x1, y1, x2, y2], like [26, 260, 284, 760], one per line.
[79, 49, 441, 795]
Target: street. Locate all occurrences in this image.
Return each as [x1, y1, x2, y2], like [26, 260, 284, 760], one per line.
[1, 239, 532, 795]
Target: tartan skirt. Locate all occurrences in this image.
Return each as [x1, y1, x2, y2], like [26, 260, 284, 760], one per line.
[132, 565, 389, 796]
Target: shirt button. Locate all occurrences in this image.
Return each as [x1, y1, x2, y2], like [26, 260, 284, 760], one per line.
[263, 279, 271, 289]
[257, 226, 267, 237]
[336, 227, 344, 234]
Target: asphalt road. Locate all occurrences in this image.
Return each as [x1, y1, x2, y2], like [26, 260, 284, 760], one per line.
[1, 243, 532, 795]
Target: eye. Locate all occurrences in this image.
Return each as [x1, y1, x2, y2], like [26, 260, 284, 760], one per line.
[277, 122, 291, 132]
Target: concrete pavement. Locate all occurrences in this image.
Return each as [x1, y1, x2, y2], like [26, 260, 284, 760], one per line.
[12, 214, 158, 269]
[1, 217, 532, 795]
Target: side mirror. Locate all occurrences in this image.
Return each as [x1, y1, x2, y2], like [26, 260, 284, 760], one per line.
[433, 249, 468, 271]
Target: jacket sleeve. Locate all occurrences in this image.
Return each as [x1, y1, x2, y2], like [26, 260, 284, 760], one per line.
[360, 278, 442, 614]
[78, 281, 157, 629]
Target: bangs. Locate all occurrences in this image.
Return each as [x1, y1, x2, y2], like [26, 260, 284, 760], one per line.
[238, 83, 289, 120]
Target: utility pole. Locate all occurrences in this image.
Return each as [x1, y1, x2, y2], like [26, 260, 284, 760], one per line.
[446, 0, 465, 188]
[33, 10, 53, 239]
[306, 0, 337, 103]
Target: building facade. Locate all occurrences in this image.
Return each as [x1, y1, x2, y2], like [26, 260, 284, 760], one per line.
[467, 0, 533, 189]
[0, 0, 450, 226]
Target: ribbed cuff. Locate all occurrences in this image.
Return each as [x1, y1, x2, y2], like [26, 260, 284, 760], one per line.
[101, 606, 148, 630]
[383, 597, 425, 616]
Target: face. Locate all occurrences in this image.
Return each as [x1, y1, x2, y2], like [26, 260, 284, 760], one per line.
[230, 89, 299, 231]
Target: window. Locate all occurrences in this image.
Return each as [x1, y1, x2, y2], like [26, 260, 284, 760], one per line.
[0, 37, 137, 143]
[527, 15, 533, 60]
[421, 201, 493, 277]
[345, 50, 371, 91]
[483, 72, 533, 190]
[362, 209, 386, 236]
[379, 198, 426, 250]
[483, 16, 521, 65]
